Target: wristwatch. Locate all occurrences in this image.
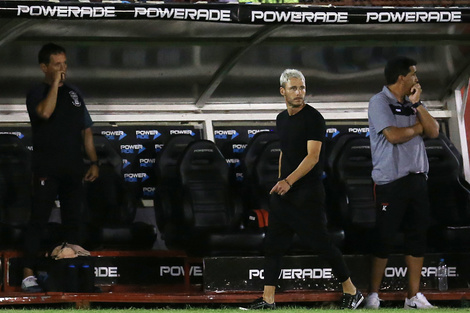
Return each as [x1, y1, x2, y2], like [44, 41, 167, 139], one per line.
[412, 101, 423, 109]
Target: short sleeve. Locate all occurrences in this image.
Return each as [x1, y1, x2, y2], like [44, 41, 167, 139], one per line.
[83, 106, 93, 129]
[306, 109, 325, 142]
[368, 94, 395, 134]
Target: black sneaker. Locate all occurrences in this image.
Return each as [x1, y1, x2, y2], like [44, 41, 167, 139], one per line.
[240, 297, 276, 310]
[340, 290, 364, 309]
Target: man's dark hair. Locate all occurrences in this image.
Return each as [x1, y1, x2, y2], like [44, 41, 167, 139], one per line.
[38, 43, 66, 65]
[384, 56, 417, 85]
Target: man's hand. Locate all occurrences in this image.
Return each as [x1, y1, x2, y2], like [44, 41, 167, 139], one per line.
[52, 70, 65, 85]
[84, 164, 99, 182]
[409, 83, 422, 104]
[270, 179, 291, 196]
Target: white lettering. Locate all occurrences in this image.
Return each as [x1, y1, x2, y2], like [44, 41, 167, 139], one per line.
[94, 266, 119, 277]
[366, 11, 461, 23]
[214, 130, 237, 135]
[136, 130, 159, 136]
[247, 129, 270, 135]
[120, 144, 143, 150]
[160, 265, 203, 277]
[251, 267, 333, 280]
[170, 130, 193, 135]
[448, 267, 457, 277]
[17, 5, 116, 18]
[251, 10, 348, 23]
[232, 144, 248, 149]
[133, 7, 231, 21]
[348, 127, 369, 133]
[385, 267, 407, 277]
[102, 130, 124, 136]
[140, 158, 156, 164]
[249, 269, 264, 279]
[124, 173, 147, 179]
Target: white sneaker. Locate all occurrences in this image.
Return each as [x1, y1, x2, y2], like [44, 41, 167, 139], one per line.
[404, 292, 436, 309]
[21, 276, 43, 293]
[364, 292, 381, 309]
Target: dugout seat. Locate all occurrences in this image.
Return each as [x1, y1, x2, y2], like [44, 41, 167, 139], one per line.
[242, 132, 280, 191]
[154, 134, 196, 241]
[425, 133, 470, 252]
[249, 137, 281, 211]
[85, 134, 156, 250]
[242, 139, 280, 236]
[0, 134, 32, 249]
[164, 140, 263, 256]
[326, 134, 377, 254]
[241, 132, 279, 219]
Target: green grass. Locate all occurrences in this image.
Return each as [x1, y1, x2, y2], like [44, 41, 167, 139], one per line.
[0, 306, 469, 312]
[144, 308, 468, 313]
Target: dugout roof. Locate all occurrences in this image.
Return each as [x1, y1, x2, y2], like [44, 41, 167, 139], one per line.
[0, 1, 470, 108]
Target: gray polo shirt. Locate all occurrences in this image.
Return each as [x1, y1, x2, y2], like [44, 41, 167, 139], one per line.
[368, 86, 429, 185]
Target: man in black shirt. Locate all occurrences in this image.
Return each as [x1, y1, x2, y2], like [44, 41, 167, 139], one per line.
[244, 69, 363, 310]
[22, 43, 99, 292]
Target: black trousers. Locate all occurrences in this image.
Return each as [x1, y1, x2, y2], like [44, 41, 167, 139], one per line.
[23, 173, 85, 269]
[263, 182, 350, 286]
[374, 173, 430, 258]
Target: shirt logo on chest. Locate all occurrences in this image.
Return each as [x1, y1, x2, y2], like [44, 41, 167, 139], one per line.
[389, 104, 415, 116]
[69, 91, 81, 107]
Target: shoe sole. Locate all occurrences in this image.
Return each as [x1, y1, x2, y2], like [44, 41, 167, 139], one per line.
[404, 305, 437, 309]
[239, 306, 276, 310]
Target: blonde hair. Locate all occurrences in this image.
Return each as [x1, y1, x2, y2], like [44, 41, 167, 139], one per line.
[280, 69, 305, 88]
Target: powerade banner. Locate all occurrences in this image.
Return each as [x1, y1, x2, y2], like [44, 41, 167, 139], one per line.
[204, 254, 470, 292]
[1, 2, 470, 24]
[7, 255, 203, 287]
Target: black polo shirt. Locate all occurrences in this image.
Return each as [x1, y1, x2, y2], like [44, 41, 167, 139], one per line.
[26, 83, 93, 176]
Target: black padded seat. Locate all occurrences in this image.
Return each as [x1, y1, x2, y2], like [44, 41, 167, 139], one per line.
[252, 139, 281, 211]
[240, 132, 279, 233]
[154, 135, 196, 240]
[164, 140, 264, 256]
[242, 131, 280, 185]
[326, 134, 378, 254]
[0, 134, 32, 249]
[85, 134, 156, 250]
[425, 133, 470, 252]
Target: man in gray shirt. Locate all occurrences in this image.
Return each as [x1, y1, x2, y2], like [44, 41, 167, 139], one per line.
[366, 56, 439, 309]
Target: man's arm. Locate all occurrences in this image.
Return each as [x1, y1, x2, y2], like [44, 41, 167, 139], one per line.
[36, 71, 62, 119]
[415, 105, 440, 139]
[382, 123, 423, 145]
[83, 128, 99, 182]
[382, 105, 439, 144]
[270, 140, 321, 195]
[403, 82, 439, 140]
